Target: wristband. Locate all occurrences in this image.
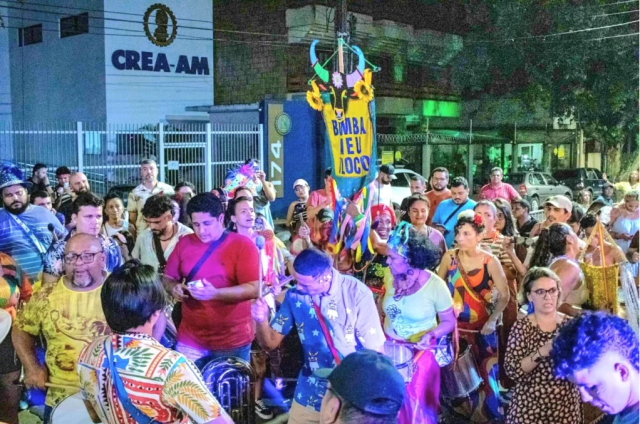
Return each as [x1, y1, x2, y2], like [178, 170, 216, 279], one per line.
[354, 213, 364, 222]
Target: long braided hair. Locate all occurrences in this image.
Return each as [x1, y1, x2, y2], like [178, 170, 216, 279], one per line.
[529, 223, 573, 268]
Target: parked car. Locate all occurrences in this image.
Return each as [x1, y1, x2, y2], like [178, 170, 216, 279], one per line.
[504, 172, 573, 210]
[390, 168, 424, 208]
[552, 168, 606, 201]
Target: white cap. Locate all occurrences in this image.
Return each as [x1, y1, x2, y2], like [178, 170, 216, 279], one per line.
[293, 179, 309, 189]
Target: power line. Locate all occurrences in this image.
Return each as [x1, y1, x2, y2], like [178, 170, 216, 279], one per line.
[0, 1, 316, 39]
[468, 19, 639, 43]
[0, 24, 298, 47]
[0, 0, 216, 25]
[593, 9, 639, 17]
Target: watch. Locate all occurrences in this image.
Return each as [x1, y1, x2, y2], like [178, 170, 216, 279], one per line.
[533, 350, 544, 363]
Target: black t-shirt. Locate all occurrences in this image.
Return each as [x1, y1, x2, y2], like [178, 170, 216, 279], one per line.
[518, 217, 538, 238]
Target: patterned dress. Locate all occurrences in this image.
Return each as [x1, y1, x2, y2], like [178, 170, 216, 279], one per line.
[353, 250, 392, 301]
[77, 333, 224, 424]
[505, 316, 582, 424]
[443, 249, 502, 423]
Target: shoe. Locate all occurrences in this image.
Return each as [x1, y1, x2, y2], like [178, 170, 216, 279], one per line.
[255, 400, 274, 419]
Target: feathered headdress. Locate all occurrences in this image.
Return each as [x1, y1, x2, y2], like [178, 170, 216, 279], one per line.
[223, 161, 258, 199]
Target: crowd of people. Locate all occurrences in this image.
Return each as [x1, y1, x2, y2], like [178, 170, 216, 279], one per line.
[0, 159, 638, 424]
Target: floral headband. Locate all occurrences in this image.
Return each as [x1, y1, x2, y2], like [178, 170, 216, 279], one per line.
[387, 221, 413, 258]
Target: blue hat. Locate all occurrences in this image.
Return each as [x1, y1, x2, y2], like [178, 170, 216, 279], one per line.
[315, 349, 405, 415]
[0, 163, 27, 191]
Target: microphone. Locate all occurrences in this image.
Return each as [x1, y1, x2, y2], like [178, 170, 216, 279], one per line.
[255, 235, 265, 298]
[47, 223, 58, 243]
[255, 235, 266, 250]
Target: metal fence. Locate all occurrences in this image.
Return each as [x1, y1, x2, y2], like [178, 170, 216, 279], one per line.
[0, 121, 263, 196]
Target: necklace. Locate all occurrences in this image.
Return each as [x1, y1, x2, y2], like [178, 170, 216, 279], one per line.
[159, 224, 176, 242]
[393, 269, 428, 300]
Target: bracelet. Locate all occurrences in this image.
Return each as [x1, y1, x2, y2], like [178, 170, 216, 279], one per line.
[354, 213, 364, 222]
[533, 348, 544, 363]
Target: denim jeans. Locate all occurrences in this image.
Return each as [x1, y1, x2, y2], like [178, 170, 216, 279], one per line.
[176, 342, 252, 371]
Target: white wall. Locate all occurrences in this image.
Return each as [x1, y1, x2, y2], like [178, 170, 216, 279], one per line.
[104, 0, 213, 124]
[7, 0, 107, 123]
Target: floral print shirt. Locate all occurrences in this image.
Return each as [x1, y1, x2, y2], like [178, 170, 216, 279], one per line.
[78, 333, 225, 424]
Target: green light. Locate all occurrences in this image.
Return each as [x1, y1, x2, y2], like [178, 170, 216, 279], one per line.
[421, 100, 460, 118]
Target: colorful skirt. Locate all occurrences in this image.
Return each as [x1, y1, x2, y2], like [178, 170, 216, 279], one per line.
[398, 349, 440, 424]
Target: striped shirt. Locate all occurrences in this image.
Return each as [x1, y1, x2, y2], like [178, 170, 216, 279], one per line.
[0, 205, 66, 281]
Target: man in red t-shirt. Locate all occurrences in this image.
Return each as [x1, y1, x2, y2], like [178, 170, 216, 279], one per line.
[165, 193, 260, 368]
[426, 167, 452, 226]
[479, 167, 521, 203]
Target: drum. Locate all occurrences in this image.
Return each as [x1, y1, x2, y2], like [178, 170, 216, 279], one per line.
[383, 340, 416, 383]
[440, 339, 482, 399]
[51, 392, 92, 424]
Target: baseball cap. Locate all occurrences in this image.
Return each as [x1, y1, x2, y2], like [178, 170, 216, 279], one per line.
[603, 182, 614, 189]
[545, 195, 573, 213]
[315, 349, 405, 416]
[379, 164, 397, 180]
[317, 208, 334, 223]
[292, 179, 309, 189]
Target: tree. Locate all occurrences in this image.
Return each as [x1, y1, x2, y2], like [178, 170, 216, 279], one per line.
[452, 0, 639, 153]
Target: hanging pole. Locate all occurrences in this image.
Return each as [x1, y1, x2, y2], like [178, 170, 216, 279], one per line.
[336, 0, 348, 73]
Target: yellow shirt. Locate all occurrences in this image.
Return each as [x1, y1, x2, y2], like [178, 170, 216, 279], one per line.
[14, 278, 108, 407]
[614, 181, 639, 202]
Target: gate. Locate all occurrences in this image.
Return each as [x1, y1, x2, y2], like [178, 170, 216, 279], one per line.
[0, 121, 263, 196]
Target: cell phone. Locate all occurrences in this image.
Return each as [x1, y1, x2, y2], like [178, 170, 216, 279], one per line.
[63, 182, 69, 189]
[186, 280, 204, 289]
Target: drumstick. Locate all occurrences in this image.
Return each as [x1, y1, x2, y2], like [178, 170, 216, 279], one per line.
[45, 382, 81, 390]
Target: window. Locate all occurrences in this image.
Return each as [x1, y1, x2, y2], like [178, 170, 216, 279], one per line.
[60, 13, 89, 38]
[391, 173, 409, 188]
[18, 24, 43, 46]
[542, 174, 558, 185]
[530, 173, 545, 185]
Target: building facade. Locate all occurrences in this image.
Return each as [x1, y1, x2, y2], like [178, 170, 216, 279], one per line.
[1, 0, 214, 124]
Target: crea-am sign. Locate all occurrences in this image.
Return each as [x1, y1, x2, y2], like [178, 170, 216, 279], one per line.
[111, 50, 210, 75]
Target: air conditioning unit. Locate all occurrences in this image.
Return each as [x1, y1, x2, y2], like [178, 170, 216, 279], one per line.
[553, 116, 576, 130]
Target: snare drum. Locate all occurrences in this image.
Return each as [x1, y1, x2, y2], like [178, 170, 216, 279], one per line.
[383, 340, 416, 383]
[440, 339, 482, 399]
[51, 392, 92, 424]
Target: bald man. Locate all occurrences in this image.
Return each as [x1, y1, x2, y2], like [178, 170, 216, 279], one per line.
[13, 233, 109, 420]
[56, 172, 91, 228]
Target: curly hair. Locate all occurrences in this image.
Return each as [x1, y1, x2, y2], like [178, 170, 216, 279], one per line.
[405, 229, 442, 271]
[552, 311, 639, 378]
[454, 210, 484, 236]
[141, 194, 173, 219]
[529, 223, 573, 268]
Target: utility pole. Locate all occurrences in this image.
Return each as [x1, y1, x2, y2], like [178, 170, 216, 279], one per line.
[335, 0, 348, 73]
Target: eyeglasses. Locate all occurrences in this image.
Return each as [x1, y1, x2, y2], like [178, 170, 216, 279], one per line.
[532, 287, 559, 297]
[64, 251, 103, 265]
